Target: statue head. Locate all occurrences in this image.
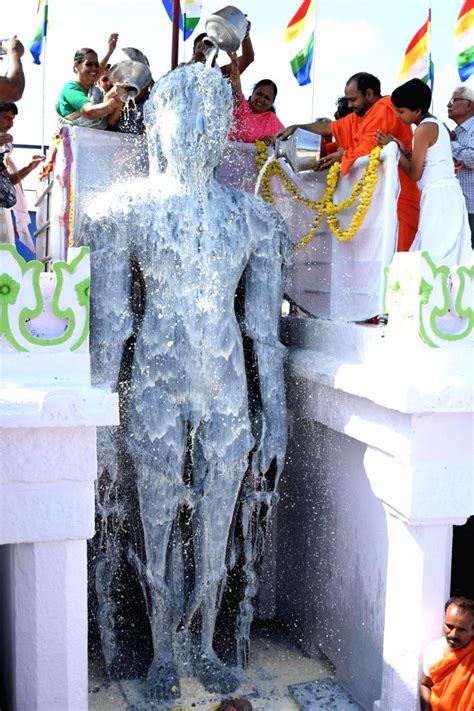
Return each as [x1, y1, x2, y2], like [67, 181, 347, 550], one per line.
[144, 63, 233, 182]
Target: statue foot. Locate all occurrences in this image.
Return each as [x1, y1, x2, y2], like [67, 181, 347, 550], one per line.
[142, 661, 180, 702]
[195, 654, 240, 694]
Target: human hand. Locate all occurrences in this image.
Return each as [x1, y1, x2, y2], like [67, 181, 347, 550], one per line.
[317, 148, 343, 170]
[29, 155, 46, 170]
[0, 133, 13, 146]
[108, 33, 119, 52]
[375, 130, 393, 147]
[275, 125, 296, 141]
[244, 18, 251, 37]
[3, 36, 25, 58]
[106, 83, 128, 102]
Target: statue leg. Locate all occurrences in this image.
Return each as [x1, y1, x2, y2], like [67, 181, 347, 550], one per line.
[191, 458, 248, 693]
[133, 422, 187, 702]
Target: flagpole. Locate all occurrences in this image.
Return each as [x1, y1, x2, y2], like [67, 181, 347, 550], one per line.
[428, 0, 433, 113]
[310, 0, 317, 120]
[41, 31, 47, 155]
[171, 0, 181, 69]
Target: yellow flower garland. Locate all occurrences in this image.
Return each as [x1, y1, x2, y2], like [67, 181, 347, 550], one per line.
[255, 141, 382, 249]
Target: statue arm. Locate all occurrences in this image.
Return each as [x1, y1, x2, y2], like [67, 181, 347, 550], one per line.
[244, 210, 290, 482]
[80, 214, 134, 389]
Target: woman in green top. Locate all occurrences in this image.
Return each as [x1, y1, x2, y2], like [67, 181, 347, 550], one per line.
[56, 48, 125, 129]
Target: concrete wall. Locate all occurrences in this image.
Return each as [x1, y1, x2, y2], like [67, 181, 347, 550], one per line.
[277, 419, 387, 708]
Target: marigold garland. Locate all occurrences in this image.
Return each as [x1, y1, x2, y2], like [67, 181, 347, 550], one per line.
[255, 141, 382, 249]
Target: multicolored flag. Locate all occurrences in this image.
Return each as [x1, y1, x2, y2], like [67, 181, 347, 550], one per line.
[161, 0, 202, 41]
[455, 0, 474, 81]
[285, 0, 315, 86]
[399, 8, 434, 91]
[29, 0, 48, 65]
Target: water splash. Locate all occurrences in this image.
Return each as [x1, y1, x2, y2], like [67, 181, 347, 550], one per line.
[79, 62, 289, 704]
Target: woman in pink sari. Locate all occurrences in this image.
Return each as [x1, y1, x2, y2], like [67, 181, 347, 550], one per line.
[228, 54, 283, 144]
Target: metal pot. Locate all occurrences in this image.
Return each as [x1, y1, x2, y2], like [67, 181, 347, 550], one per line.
[205, 6, 248, 53]
[108, 60, 152, 99]
[274, 128, 322, 173]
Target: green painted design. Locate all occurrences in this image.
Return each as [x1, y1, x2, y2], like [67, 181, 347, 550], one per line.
[390, 280, 401, 293]
[75, 277, 90, 307]
[0, 244, 43, 351]
[419, 278, 433, 305]
[0, 273, 20, 305]
[419, 251, 473, 348]
[0, 243, 90, 352]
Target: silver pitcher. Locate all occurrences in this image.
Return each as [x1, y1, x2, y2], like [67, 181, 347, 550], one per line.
[274, 128, 322, 172]
[108, 60, 152, 99]
[205, 6, 248, 53]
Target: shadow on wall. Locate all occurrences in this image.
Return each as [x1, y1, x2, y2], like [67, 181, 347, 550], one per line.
[274, 416, 389, 710]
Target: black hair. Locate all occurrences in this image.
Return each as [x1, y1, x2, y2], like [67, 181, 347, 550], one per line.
[0, 102, 18, 115]
[193, 33, 208, 51]
[346, 72, 381, 97]
[73, 47, 97, 64]
[334, 96, 353, 119]
[445, 596, 474, 616]
[391, 78, 432, 114]
[248, 79, 278, 112]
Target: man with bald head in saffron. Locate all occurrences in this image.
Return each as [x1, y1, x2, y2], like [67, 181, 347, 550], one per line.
[420, 596, 474, 710]
[277, 72, 421, 252]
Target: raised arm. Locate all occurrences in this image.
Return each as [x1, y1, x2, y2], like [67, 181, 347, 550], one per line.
[244, 201, 290, 483]
[227, 52, 244, 104]
[78, 212, 134, 389]
[221, 20, 254, 77]
[0, 37, 25, 102]
[99, 33, 118, 69]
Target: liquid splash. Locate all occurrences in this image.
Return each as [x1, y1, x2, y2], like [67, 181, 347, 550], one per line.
[79, 62, 289, 704]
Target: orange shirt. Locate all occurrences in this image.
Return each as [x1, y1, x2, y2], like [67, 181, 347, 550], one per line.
[331, 96, 420, 251]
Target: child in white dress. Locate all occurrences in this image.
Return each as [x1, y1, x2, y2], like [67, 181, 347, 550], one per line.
[376, 78, 471, 265]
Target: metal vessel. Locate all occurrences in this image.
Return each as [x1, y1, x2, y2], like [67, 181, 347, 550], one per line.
[274, 128, 322, 172]
[108, 60, 152, 99]
[205, 6, 248, 53]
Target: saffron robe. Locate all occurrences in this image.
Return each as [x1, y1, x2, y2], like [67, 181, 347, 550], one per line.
[429, 638, 474, 710]
[331, 96, 420, 251]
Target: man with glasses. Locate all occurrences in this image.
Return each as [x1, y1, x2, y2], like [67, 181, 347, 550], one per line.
[448, 86, 474, 248]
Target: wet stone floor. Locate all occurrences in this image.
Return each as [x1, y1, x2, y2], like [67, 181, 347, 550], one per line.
[89, 624, 336, 711]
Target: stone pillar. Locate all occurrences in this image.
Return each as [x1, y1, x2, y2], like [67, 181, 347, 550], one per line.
[375, 512, 461, 711]
[7, 541, 88, 711]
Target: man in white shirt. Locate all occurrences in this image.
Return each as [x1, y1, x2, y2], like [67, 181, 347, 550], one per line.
[448, 85, 474, 248]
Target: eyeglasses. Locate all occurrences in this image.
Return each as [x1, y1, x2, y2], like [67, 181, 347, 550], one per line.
[448, 97, 470, 105]
[84, 61, 100, 68]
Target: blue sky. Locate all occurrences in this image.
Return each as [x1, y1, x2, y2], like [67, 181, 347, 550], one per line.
[3, 0, 473, 146]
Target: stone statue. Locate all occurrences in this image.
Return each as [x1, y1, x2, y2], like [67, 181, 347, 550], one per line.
[80, 63, 289, 702]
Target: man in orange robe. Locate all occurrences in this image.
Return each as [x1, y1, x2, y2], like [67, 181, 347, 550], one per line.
[277, 72, 420, 251]
[420, 597, 474, 710]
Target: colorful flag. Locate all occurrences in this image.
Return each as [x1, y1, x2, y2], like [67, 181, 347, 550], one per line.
[161, 0, 202, 41]
[29, 0, 48, 65]
[399, 8, 434, 91]
[455, 0, 474, 81]
[285, 0, 315, 86]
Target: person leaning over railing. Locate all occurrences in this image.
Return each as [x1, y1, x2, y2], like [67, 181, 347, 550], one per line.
[56, 47, 127, 130]
[227, 52, 283, 146]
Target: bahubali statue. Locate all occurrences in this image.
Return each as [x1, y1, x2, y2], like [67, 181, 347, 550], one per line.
[80, 62, 289, 702]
